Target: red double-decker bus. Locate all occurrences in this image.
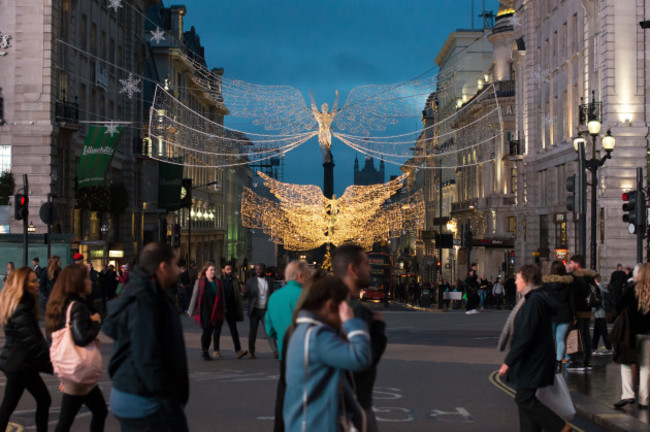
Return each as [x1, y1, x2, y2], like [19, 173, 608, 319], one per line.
[360, 252, 392, 301]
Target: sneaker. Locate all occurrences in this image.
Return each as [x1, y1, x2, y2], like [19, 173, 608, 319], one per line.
[273, 351, 279, 359]
[583, 361, 592, 370]
[566, 362, 585, 372]
[601, 349, 613, 355]
[212, 351, 221, 360]
[236, 350, 248, 359]
[248, 353, 256, 360]
[465, 310, 472, 315]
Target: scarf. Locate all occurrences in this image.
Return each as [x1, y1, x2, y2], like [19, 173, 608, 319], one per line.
[497, 284, 538, 352]
[196, 278, 224, 326]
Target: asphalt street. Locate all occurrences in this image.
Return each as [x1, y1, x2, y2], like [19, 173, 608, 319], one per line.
[0, 303, 611, 431]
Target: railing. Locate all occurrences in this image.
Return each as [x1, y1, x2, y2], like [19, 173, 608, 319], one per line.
[495, 80, 515, 97]
[55, 99, 79, 123]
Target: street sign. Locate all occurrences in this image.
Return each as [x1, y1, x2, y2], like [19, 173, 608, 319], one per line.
[39, 202, 60, 225]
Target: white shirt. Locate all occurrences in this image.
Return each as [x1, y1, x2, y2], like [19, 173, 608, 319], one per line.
[255, 277, 269, 309]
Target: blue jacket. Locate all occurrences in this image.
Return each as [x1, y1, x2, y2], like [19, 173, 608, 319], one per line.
[284, 311, 371, 432]
[265, 280, 303, 360]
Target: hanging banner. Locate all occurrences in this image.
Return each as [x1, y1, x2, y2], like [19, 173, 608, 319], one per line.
[77, 125, 122, 189]
[158, 161, 183, 211]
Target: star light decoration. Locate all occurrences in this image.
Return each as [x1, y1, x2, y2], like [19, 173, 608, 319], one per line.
[107, 0, 123, 13]
[241, 172, 424, 251]
[119, 73, 141, 99]
[104, 122, 120, 136]
[150, 27, 166, 45]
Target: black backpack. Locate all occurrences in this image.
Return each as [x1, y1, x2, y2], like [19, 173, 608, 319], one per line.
[587, 282, 602, 309]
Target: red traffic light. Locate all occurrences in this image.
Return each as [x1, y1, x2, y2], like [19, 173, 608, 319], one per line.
[623, 192, 629, 201]
[20, 196, 26, 205]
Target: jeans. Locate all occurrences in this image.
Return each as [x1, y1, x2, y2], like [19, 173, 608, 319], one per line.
[0, 371, 51, 432]
[115, 405, 188, 432]
[552, 322, 570, 362]
[479, 290, 487, 308]
[249, 307, 267, 354]
[56, 385, 107, 432]
[576, 317, 592, 363]
[592, 318, 612, 350]
[214, 318, 242, 352]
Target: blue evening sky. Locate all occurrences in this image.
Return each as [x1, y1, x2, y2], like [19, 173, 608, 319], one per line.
[179, 0, 500, 195]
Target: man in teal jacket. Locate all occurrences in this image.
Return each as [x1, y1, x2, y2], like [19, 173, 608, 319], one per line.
[266, 260, 310, 432]
[265, 260, 310, 359]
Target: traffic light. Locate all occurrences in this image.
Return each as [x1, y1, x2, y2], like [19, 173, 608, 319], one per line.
[435, 259, 441, 271]
[566, 175, 578, 212]
[172, 224, 181, 248]
[180, 178, 192, 208]
[622, 191, 646, 234]
[14, 193, 28, 220]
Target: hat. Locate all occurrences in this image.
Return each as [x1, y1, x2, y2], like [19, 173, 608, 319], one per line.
[73, 253, 84, 261]
[617, 263, 623, 267]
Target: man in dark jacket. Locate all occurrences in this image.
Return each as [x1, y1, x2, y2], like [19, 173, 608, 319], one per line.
[499, 264, 569, 432]
[334, 244, 387, 432]
[610, 263, 627, 308]
[103, 243, 189, 431]
[567, 254, 599, 372]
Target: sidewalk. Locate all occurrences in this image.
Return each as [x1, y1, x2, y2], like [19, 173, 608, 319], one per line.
[566, 354, 650, 431]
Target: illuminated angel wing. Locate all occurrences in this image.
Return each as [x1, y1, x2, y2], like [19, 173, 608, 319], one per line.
[333, 77, 436, 136]
[222, 80, 317, 135]
[258, 172, 326, 207]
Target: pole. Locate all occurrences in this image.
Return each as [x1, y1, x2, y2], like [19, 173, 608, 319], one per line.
[46, 193, 52, 260]
[637, 167, 644, 263]
[188, 208, 192, 265]
[22, 174, 28, 267]
[578, 142, 587, 259]
[590, 135, 598, 270]
[438, 172, 443, 285]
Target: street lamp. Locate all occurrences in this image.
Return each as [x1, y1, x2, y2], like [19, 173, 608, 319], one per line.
[101, 224, 109, 266]
[27, 222, 35, 234]
[572, 118, 615, 270]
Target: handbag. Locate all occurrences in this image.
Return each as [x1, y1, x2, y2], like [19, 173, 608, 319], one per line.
[536, 374, 576, 420]
[565, 328, 582, 355]
[49, 301, 103, 385]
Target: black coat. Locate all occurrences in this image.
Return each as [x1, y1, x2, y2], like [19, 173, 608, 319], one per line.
[103, 266, 189, 409]
[571, 268, 599, 316]
[56, 295, 101, 346]
[611, 284, 650, 364]
[0, 295, 52, 374]
[542, 274, 574, 324]
[504, 288, 557, 389]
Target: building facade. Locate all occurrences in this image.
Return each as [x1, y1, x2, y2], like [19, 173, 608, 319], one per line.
[512, 0, 649, 279]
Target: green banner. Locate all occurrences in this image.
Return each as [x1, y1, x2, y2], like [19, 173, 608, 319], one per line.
[158, 161, 183, 211]
[77, 125, 122, 189]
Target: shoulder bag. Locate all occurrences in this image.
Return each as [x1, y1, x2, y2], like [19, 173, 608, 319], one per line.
[50, 301, 103, 385]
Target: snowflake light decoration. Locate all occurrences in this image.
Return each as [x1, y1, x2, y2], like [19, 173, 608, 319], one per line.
[119, 73, 141, 99]
[150, 27, 165, 45]
[544, 115, 554, 126]
[104, 122, 120, 136]
[107, 0, 123, 13]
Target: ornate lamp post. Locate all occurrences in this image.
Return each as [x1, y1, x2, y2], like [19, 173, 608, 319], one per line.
[572, 95, 615, 270]
[27, 222, 36, 234]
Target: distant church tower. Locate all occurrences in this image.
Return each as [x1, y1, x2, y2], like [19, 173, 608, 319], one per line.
[353, 155, 385, 186]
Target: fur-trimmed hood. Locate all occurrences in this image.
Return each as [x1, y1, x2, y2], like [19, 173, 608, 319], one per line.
[542, 274, 573, 284]
[572, 268, 600, 279]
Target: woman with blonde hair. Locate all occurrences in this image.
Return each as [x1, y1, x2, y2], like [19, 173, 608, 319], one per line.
[613, 263, 650, 408]
[45, 263, 106, 431]
[0, 267, 52, 432]
[39, 255, 61, 310]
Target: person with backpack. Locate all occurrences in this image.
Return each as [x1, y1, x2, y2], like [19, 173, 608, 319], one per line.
[591, 275, 612, 356]
[45, 264, 107, 432]
[567, 255, 599, 372]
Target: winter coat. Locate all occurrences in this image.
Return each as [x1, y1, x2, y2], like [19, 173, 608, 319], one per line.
[103, 266, 189, 411]
[0, 294, 53, 374]
[542, 274, 574, 324]
[284, 311, 371, 432]
[196, 278, 224, 327]
[592, 283, 608, 319]
[571, 268, 599, 318]
[350, 300, 387, 410]
[504, 288, 558, 389]
[221, 276, 244, 321]
[54, 295, 102, 395]
[610, 284, 650, 365]
[265, 280, 303, 360]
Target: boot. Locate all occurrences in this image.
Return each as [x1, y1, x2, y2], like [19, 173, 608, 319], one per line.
[201, 350, 211, 361]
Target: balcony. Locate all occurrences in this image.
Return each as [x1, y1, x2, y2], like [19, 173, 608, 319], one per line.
[55, 98, 80, 125]
[495, 80, 515, 98]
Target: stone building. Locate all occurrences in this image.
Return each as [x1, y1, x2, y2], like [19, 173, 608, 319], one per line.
[353, 155, 385, 186]
[0, 0, 159, 265]
[511, 0, 649, 278]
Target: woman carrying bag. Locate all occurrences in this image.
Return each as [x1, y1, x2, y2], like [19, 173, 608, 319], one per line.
[46, 264, 107, 431]
[0, 267, 53, 432]
[195, 262, 224, 360]
[498, 264, 571, 432]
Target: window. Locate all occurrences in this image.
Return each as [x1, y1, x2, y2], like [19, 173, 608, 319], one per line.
[508, 216, 516, 233]
[91, 23, 97, 55]
[80, 15, 87, 50]
[0, 146, 11, 173]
